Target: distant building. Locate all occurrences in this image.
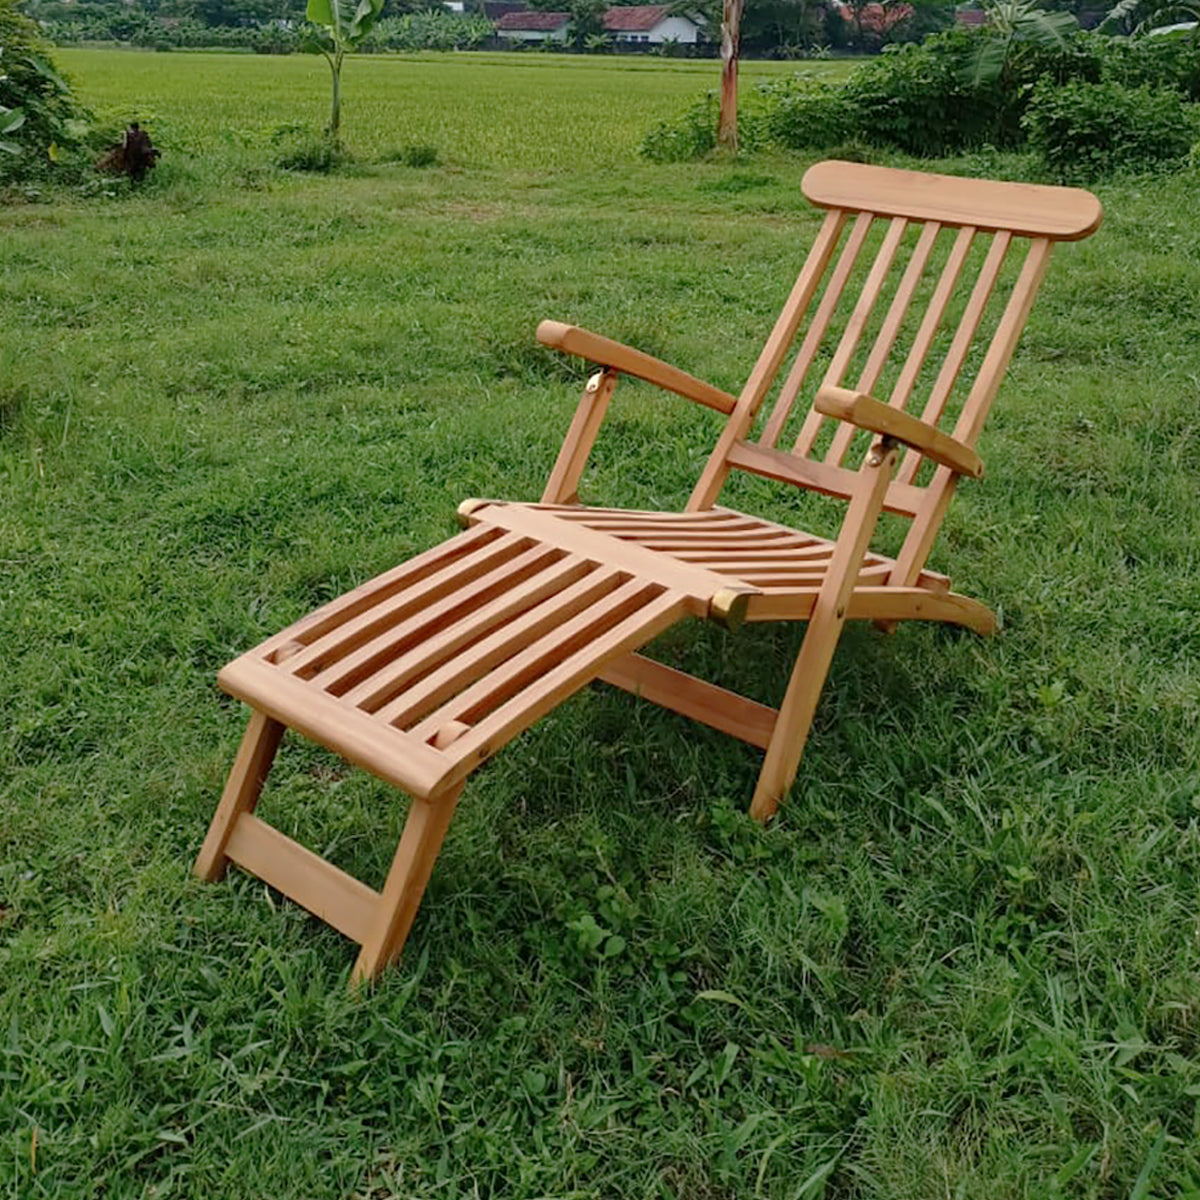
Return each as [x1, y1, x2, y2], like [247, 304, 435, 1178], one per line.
[496, 9, 570, 41]
[602, 5, 704, 44]
[496, 4, 705, 44]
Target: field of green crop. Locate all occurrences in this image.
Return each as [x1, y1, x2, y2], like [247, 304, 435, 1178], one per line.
[57, 48, 845, 168]
[2, 47, 1200, 1200]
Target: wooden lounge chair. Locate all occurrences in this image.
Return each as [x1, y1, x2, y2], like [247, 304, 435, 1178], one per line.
[194, 161, 1102, 983]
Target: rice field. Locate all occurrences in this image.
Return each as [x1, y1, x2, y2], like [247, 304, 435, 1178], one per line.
[56, 48, 850, 169]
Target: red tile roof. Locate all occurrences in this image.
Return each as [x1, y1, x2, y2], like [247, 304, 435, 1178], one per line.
[602, 4, 672, 30]
[497, 9, 569, 29]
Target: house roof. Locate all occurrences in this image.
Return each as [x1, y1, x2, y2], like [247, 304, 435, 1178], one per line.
[602, 4, 673, 31]
[497, 9, 569, 29]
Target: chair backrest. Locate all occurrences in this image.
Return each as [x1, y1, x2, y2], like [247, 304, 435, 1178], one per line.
[688, 161, 1101, 585]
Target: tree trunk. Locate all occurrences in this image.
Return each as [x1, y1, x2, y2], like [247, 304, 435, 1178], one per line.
[329, 48, 343, 142]
[718, 0, 744, 151]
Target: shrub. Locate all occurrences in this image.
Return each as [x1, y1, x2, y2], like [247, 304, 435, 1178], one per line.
[759, 76, 857, 150]
[380, 143, 439, 167]
[639, 90, 772, 162]
[639, 93, 718, 162]
[273, 130, 349, 172]
[837, 28, 1105, 156]
[1022, 77, 1199, 180]
[1102, 31, 1200, 100]
[0, 0, 91, 185]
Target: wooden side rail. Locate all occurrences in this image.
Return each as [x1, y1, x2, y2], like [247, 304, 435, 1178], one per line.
[537, 321, 737, 415]
[814, 385, 984, 479]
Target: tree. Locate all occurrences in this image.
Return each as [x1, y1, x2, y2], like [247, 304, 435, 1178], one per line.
[567, 0, 606, 47]
[1102, 0, 1199, 34]
[305, 0, 384, 143]
[959, 0, 1078, 85]
[718, 0, 743, 148]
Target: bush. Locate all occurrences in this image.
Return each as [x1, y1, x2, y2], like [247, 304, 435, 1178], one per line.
[759, 76, 857, 150]
[1102, 32, 1200, 101]
[639, 90, 772, 162]
[0, 0, 92, 185]
[1023, 77, 1199, 180]
[380, 143, 439, 167]
[639, 93, 718, 162]
[273, 130, 349, 172]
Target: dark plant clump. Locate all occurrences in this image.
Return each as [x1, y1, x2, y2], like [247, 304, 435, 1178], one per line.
[383, 142, 439, 168]
[273, 132, 349, 172]
[94, 122, 161, 180]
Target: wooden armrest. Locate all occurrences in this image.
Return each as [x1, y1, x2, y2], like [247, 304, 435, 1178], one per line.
[537, 320, 737, 415]
[814, 385, 984, 479]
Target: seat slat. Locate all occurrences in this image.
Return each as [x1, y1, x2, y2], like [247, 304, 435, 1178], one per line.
[373, 566, 628, 728]
[338, 554, 597, 710]
[312, 542, 567, 695]
[407, 578, 673, 740]
[280, 531, 533, 676]
[439, 589, 689, 776]
[252, 524, 505, 661]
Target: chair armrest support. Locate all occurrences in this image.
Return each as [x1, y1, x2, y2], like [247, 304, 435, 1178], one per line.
[814, 385, 984, 479]
[537, 320, 737, 416]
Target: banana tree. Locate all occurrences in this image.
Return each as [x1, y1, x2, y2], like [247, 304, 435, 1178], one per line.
[305, 0, 385, 143]
[958, 0, 1078, 88]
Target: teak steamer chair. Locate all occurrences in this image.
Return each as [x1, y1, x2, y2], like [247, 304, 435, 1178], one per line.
[195, 162, 1102, 984]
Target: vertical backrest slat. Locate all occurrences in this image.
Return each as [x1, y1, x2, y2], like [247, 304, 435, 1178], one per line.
[888, 236, 1055, 586]
[893, 230, 1011, 487]
[685, 209, 847, 512]
[788, 216, 908, 459]
[700, 160, 1099, 575]
[760, 211, 874, 450]
[822, 219, 942, 467]
[739, 210, 848, 422]
[881, 224, 975, 425]
[953, 237, 1053, 447]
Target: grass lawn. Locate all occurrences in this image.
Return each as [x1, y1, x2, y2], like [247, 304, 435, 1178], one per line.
[1, 48, 1199, 1199]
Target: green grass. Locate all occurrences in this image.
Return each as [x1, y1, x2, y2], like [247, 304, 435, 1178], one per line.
[2, 49, 1200, 1200]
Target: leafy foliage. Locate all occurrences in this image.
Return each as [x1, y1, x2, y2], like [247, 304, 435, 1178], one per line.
[0, 0, 90, 183]
[639, 89, 771, 161]
[658, 19, 1200, 179]
[1022, 75, 1199, 178]
[957, 0, 1079, 86]
[305, 0, 385, 140]
[759, 75, 857, 149]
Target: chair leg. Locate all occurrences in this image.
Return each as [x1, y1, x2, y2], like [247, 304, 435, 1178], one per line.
[194, 710, 285, 882]
[749, 437, 899, 824]
[351, 784, 465, 986]
[748, 607, 846, 824]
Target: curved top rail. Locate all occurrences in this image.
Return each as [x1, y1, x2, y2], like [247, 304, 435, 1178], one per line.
[802, 160, 1102, 242]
